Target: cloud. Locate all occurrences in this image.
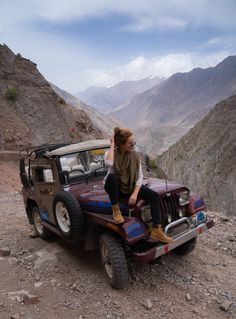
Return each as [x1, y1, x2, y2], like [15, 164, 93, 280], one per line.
[0, 1, 235, 92]
[206, 35, 236, 50]
[39, 0, 236, 31]
[207, 37, 224, 45]
[84, 51, 230, 89]
[2, 0, 236, 31]
[152, 52, 229, 77]
[121, 16, 187, 32]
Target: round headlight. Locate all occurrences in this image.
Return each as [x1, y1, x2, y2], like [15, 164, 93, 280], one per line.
[179, 191, 189, 206]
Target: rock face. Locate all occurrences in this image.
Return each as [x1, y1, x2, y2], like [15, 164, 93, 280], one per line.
[158, 95, 236, 215]
[111, 56, 236, 154]
[51, 84, 121, 136]
[0, 44, 103, 150]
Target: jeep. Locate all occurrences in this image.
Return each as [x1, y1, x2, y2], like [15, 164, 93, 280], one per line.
[19, 140, 214, 289]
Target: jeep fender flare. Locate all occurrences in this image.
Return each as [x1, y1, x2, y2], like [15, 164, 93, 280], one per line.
[53, 191, 84, 243]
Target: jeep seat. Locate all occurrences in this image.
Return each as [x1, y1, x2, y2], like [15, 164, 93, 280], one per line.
[89, 162, 101, 171]
[60, 157, 71, 172]
[71, 164, 85, 173]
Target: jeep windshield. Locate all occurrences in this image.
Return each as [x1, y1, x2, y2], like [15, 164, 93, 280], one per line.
[59, 147, 109, 181]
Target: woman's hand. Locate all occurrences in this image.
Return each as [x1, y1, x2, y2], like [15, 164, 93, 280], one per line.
[128, 193, 137, 206]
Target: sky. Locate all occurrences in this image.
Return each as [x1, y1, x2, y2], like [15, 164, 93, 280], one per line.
[0, 0, 236, 94]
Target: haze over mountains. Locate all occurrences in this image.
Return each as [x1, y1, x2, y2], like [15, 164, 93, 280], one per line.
[158, 95, 236, 215]
[107, 56, 236, 154]
[77, 77, 163, 113]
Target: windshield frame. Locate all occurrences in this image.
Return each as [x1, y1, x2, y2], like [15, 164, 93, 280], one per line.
[58, 147, 109, 183]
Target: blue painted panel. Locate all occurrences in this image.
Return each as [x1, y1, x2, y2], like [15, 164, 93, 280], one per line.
[126, 222, 145, 238]
[40, 209, 49, 221]
[194, 198, 204, 209]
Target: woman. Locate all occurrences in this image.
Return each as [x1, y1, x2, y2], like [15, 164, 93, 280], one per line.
[104, 127, 173, 243]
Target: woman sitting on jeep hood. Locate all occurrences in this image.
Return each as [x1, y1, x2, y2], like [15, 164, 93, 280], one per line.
[104, 127, 173, 243]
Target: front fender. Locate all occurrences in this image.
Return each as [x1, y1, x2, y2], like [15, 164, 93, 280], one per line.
[187, 192, 206, 216]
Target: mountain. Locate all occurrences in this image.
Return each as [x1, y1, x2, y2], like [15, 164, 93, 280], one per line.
[0, 44, 103, 150]
[157, 95, 236, 215]
[77, 77, 163, 113]
[51, 84, 121, 136]
[111, 56, 236, 154]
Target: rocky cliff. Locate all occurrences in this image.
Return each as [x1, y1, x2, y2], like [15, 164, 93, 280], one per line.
[158, 95, 236, 215]
[51, 84, 120, 137]
[0, 44, 103, 150]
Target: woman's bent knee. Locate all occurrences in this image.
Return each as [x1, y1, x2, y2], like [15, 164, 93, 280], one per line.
[140, 185, 160, 200]
[106, 173, 118, 183]
[105, 174, 118, 190]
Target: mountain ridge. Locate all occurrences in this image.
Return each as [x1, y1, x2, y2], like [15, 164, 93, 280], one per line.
[110, 55, 236, 154]
[77, 77, 163, 112]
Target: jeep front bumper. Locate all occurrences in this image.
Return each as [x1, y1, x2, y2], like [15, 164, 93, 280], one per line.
[133, 217, 214, 263]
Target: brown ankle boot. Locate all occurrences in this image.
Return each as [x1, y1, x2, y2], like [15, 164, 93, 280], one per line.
[112, 204, 125, 224]
[150, 225, 173, 243]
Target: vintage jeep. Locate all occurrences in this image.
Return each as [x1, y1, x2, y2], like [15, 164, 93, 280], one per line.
[19, 140, 214, 289]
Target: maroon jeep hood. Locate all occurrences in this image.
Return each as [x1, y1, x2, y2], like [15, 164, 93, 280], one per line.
[69, 177, 187, 213]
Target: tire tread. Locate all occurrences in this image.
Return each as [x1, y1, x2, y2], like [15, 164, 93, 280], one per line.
[99, 233, 129, 289]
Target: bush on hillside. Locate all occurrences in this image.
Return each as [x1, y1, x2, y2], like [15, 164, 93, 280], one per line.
[5, 87, 17, 102]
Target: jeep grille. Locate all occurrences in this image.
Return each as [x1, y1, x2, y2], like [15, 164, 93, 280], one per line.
[160, 193, 178, 225]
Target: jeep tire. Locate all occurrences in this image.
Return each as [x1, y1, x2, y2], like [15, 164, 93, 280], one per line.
[32, 206, 52, 240]
[53, 191, 83, 243]
[174, 237, 197, 255]
[99, 233, 129, 290]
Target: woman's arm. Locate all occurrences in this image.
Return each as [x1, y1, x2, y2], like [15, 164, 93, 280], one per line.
[132, 185, 141, 197]
[135, 162, 143, 187]
[104, 136, 115, 166]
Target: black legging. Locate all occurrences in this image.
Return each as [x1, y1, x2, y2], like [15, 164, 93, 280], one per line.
[104, 173, 161, 225]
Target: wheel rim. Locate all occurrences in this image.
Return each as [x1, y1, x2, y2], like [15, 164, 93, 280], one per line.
[101, 242, 113, 279]
[33, 209, 43, 235]
[55, 202, 71, 233]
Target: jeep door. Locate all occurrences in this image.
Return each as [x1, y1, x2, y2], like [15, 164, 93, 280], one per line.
[31, 159, 61, 224]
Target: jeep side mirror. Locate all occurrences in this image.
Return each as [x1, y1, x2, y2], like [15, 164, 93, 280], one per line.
[19, 158, 30, 188]
[60, 170, 69, 185]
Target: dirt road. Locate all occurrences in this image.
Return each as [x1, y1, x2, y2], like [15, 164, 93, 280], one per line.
[0, 191, 235, 319]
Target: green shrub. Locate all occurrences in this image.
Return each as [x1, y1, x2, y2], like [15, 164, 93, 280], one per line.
[5, 87, 17, 101]
[149, 159, 157, 168]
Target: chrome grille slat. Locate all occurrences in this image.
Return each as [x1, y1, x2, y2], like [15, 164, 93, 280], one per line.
[170, 195, 177, 218]
[160, 193, 178, 225]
